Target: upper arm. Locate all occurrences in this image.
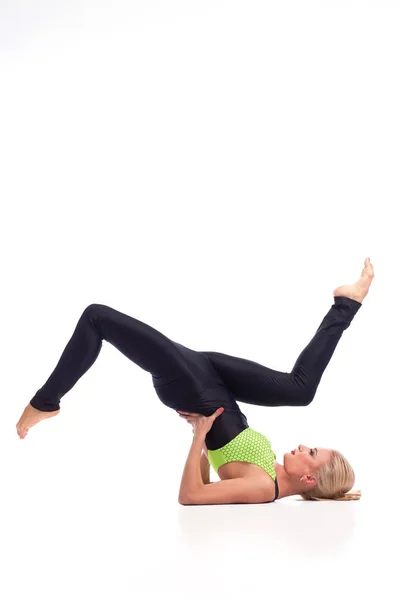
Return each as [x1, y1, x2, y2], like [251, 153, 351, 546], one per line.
[179, 477, 275, 506]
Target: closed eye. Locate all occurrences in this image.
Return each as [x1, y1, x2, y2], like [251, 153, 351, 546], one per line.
[310, 449, 315, 456]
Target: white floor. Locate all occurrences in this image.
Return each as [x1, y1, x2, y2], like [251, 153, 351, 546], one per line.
[1, 472, 396, 600]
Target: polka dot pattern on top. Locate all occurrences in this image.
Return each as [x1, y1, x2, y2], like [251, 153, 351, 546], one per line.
[207, 427, 277, 481]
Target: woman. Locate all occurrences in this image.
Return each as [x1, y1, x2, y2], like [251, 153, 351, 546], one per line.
[16, 258, 374, 505]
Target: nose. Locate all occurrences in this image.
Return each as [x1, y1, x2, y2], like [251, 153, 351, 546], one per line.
[292, 445, 306, 455]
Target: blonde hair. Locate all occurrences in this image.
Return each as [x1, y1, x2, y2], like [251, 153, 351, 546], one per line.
[299, 450, 362, 502]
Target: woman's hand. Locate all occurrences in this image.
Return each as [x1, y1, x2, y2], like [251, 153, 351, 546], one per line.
[177, 408, 224, 438]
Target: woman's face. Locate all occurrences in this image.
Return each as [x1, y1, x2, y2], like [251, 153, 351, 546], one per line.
[284, 444, 333, 473]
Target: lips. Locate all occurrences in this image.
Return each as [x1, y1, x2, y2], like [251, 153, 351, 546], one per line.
[291, 450, 296, 455]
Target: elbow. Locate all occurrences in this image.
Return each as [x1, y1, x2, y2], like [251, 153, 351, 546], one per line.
[179, 484, 204, 505]
[178, 489, 189, 505]
[178, 492, 197, 505]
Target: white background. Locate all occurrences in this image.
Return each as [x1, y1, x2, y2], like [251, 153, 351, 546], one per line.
[1, 1, 398, 599]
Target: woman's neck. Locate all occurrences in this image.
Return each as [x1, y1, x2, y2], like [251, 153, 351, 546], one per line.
[274, 461, 304, 500]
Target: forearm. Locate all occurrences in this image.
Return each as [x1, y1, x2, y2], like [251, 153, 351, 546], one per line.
[179, 434, 205, 501]
[200, 450, 211, 484]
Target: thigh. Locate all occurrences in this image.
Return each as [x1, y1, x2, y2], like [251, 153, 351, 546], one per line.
[93, 305, 232, 400]
[200, 350, 301, 407]
[94, 304, 200, 380]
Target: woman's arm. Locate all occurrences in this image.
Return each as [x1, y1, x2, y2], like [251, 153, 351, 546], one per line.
[200, 450, 210, 484]
[178, 433, 206, 502]
[179, 437, 274, 505]
[202, 441, 208, 457]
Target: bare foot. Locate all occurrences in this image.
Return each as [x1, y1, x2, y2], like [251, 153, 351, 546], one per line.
[333, 257, 375, 303]
[16, 404, 60, 439]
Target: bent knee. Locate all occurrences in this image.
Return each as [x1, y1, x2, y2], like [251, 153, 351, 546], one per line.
[300, 387, 317, 406]
[84, 303, 108, 315]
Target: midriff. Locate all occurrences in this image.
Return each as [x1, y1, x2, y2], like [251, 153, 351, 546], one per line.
[218, 460, 277, 482]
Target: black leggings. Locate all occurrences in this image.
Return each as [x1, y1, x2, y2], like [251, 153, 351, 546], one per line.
[30, 296, 362, 450]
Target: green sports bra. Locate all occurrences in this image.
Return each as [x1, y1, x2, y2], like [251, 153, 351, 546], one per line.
[207, 426, 277, 482]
